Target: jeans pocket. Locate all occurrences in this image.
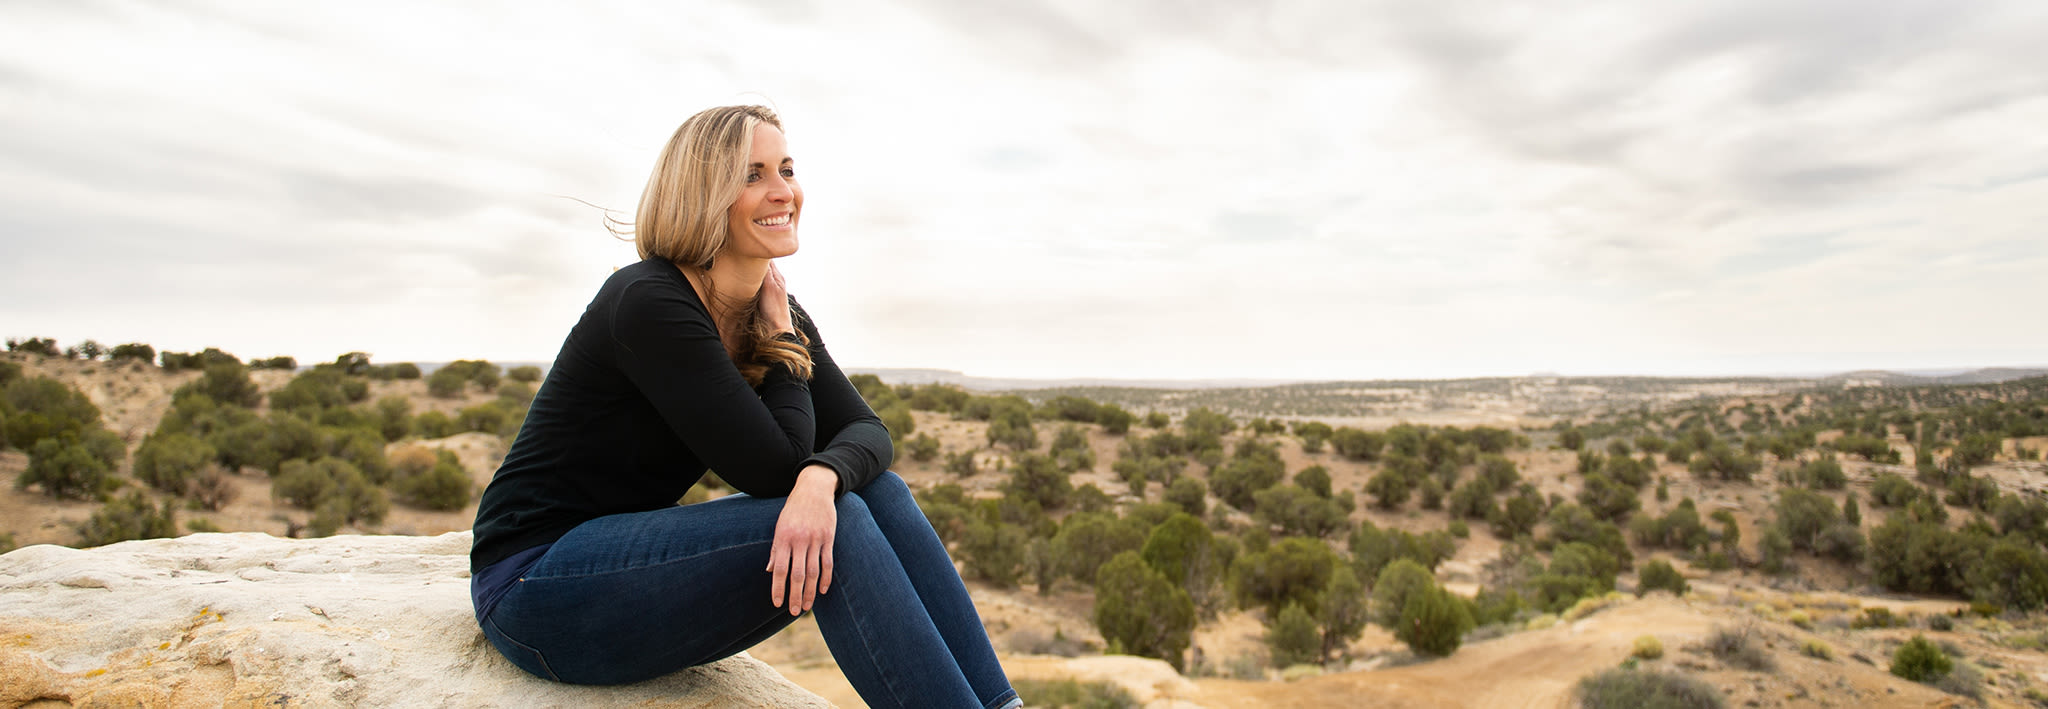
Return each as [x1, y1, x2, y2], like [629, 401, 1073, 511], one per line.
[483, 615, 562, 683]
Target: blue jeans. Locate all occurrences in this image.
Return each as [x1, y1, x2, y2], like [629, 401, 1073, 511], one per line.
[478, 471, 1018, 709]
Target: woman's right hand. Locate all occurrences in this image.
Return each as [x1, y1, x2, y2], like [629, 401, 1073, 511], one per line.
[759, 262, 794, 334]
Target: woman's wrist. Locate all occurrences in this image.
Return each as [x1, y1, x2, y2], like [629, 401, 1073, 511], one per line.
[795, 464, 839, 496]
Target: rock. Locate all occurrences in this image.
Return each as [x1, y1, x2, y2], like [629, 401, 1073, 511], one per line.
[0, 532, 832, 708]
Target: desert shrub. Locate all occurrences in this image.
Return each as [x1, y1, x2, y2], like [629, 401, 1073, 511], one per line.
[397, 449, 472, 510]
[6, 337, 60, 356]
[1705, 625, 1775, 672]
[1932, 661, 1983, 701]
[1211, 441, 1286, 512]
[426, 369, 468, 399]
[877, 402, 915, 441]
[1545, 503, 1634, 570]
[19, 430, 123, 500]
[1093, 551, 1196, 670]
[1350, 521, 1457, 581]
[1637, 560, 1688, 597]
[184, 363, 262, 408]
[107, 342, 156, 363]
[1890, 635, 1952, 683]
[1869, 472, 1920, 507]
[1815, 522, 1867, 563]
[1397, 585, 1474, 657]
[1371, 559, 1437, 628]
[1365, 467, 1413, 510]
[186, 518, 222, 533]
[1315, 566, 1370, 661]
[1559, 428, 1585, 451]
[132, 433, 216, 496]
[1004, 453, 1071, 510]
[3, 376, 103, 450]
[1869, 519, 1986, 597]
[1800, 638, 1833, 660]
[1093, 404, 1135, 435]
[1795, 455, 1847, 490]
[1574, 668, 1725, 709]
[1007, 678, 1136, 709]
[75, 491, 177, 547]
[942, 448, 979, 478]
[1491, 489, 1543, 538]
[986, 401, 1036, 450]
[1447, 479, 1497, 521]
[1265, 602, 1320, 667]
[1292, 420, 1333, 452]
[1577, 473, 1640, 522]
[1330, 427, 1385, 461]
[1968, 540, 2048, 613]
[1927, 613, 1954, 632]
[1772, 488, 1840, 553]
[960, 517, 1029, 586]
[1633, 635, 1665, 659]
[906, 432, 941, 462]
[1164, 476, 1207, 517]
[1051, 512, 1148, 585]
[1253, 485, 1349, 539]
[507, 365, 543, 383]
[271, 457, 388, 527]
[1852, 607, 1899, 629]
[1688, 442, 1760, 482]
[1233, 537, 1339, 619]
[190, 468, 237, 511]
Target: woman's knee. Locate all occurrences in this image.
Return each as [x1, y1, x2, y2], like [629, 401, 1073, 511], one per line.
[850, 469, 908, 497]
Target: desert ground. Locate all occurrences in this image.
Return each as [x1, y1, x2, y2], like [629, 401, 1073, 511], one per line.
[4, 351, 2046, 708]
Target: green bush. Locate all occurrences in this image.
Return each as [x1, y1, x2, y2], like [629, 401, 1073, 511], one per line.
[397, 450, 473, 511]
[1003, 453, 1071, 510]
[1396, 585, 1475, 657]
[272, 457, 388, 528]
[1164, 476, 1207, 517]
[1575, 668, 1725, 709]
[943, 449, 977, 477]
[182, 363, 261, 408]
[960, 518, 1028, 587]
[1232, 537, 1338, 619]
[19, 430, 123, 500]
[1211, 441, 1286, 512]
[905, 432, 942, 462]
[507, 365, 543, 383]
[1093, 551, 1196, 670]
[107, 343, 156, 363]
[1253, 485, 1349, 539]
[75, 490, 178, 547]
[3, 376, 104, 450]
[1637, 559, 1688, 597]
[1050, 512, 1147, 585]
[132, 433, 216, 496]
[1890, 634, 1952, 683]
[1265, 602, 1320, 667]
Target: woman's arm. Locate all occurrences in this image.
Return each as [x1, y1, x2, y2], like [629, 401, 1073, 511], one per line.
[791, 300, 894, 494]
[611, 276, 817, 497]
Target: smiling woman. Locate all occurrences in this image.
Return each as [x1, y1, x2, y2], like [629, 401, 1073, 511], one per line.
[467, 105, 1019, 709]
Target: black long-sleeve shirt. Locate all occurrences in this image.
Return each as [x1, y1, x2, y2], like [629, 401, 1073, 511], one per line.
[469, 257, 892, 572]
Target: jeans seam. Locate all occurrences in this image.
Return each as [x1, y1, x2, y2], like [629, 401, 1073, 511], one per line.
[484, 615, 562, 682]
[519, 539, 772, 582]
[837, 533, 921, 709]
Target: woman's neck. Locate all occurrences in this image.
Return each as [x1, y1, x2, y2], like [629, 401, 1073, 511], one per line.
[677, 254, 768, 333]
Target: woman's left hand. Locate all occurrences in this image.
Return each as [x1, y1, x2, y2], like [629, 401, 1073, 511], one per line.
[768, 465, 838, 615]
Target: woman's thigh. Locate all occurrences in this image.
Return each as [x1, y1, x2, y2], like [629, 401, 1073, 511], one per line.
[483, 493, 797, 685]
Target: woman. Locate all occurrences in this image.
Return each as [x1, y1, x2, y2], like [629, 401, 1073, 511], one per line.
[470, 105, 1020, 709]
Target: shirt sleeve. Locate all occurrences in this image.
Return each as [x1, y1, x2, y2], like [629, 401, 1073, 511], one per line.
[610, 276, 817, 498]
[791, 300, 894, 494]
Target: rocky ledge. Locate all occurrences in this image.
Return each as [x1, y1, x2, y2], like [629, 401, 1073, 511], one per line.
[0, 531, 831, 708]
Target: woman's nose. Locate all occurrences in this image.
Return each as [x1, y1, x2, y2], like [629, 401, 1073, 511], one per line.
[765, 176, 793, 203]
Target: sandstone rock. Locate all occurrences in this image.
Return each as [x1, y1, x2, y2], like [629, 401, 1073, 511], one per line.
[0, 531, 832, 708]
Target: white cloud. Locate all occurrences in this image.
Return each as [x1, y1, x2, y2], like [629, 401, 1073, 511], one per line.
[0, 0, 2042, 379]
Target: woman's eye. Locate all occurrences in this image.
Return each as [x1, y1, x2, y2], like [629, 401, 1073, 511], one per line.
[780, 167, 796, 179]
[746, 170, 761, 184]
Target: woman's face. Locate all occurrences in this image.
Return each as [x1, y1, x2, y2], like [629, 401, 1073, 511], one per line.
[722, 123, 802, 261]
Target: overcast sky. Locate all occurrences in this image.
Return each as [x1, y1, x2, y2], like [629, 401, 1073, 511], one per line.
[2, 0, 2044, 381]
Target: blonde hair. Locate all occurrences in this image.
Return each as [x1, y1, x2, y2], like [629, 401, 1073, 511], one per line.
[634, 105, 812, 384]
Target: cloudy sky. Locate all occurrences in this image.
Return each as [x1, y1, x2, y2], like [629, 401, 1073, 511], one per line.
[2, 1, 2044, 381]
